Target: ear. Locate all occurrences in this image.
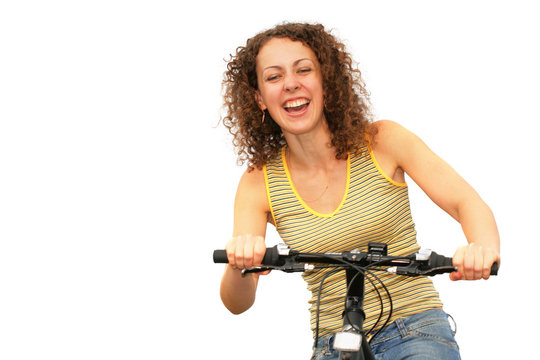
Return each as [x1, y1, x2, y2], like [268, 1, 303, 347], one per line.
[254, 90, 267, 111]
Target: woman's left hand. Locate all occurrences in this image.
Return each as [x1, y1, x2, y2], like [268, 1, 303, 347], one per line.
[450, 243, 500, 281]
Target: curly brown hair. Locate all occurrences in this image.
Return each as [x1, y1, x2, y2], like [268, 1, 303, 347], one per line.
[222, 22, 375, 168]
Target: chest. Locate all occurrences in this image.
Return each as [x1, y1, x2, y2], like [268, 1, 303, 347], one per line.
[267, 154, 413, 253]
[287, 159, 348, 215]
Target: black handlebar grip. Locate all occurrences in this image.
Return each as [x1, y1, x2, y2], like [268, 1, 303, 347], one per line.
[490, 262, 499, 276]
[427, 252, 498, 276]
[427, 252, 454, 268]
[212, 246, 282, 266]
[213, 250, 229, 263]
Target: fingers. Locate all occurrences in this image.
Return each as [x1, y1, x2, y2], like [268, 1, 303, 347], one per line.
[450, 247, 464, 281]
[452, 243, 500, 281]
[253, 236, 266, 265]
[463, 243, 483, 280]
[225, 235, 266, 271]
[449, 271, 462, 281]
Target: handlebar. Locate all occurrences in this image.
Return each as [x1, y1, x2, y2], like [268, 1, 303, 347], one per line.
[213, 243, 499, 277]
[215, 243, 498, 359]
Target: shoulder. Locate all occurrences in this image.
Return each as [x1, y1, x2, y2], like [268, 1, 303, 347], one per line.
[370, 120, 424, 156]
[368, 120, 433, 181]
[236, 166, 269, 211]
[371, 120, 410, 142]
[239, 166, 266, 189]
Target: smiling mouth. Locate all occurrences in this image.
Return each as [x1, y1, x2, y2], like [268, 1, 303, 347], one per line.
[283, 98, 310, 113]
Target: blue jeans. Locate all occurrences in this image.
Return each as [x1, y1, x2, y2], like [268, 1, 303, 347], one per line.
[312, 309, 460, 360]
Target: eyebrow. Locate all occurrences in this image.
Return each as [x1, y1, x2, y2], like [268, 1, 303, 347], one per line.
[262, 58, 314, 72]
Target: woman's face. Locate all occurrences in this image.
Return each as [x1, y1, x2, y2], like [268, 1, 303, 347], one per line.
[255, 37, 325, 137]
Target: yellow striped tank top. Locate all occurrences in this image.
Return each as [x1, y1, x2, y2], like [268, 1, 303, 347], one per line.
[263, 146, 443, 338]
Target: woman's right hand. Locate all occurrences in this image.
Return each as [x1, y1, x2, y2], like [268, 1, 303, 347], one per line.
[226, 234, 267, 271]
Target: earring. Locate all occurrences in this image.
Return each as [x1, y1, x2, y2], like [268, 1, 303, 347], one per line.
[262, 110, 266, 123]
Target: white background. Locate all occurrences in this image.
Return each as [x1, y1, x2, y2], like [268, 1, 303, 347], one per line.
[1, 1, 538, 359]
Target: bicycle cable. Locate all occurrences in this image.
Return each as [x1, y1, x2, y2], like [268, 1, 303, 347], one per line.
[313, 266, 342, 344]
[363, 268, 393, 341]
[310, 255, 391, 345]
[363, 256, 414, 341]
[345, 266, 392, 338]
[311, 254, 416, 346]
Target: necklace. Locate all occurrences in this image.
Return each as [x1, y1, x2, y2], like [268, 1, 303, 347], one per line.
[304, 182, 329, 203]
[286, 148, 330, 203]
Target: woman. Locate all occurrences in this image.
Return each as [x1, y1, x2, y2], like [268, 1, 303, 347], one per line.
[219, 23, 500, 360]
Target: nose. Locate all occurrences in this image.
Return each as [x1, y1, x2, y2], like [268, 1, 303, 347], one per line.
[283, 73, 300, 92]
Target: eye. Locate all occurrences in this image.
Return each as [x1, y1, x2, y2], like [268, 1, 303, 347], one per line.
[298, 67, 312, 74]
[266, 74, 281, 82]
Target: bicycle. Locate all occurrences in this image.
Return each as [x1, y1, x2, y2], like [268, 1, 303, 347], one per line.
[213, 242, 498, 360]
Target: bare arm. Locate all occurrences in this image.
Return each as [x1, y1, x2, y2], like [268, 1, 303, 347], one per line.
[372, 120, 500, 280]
[220, 167, 271, 314]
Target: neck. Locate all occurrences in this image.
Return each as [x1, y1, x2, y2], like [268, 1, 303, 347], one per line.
[284, 121, 338, 171]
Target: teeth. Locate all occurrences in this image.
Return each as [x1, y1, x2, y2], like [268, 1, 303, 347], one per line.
[284, 99, 309, 108]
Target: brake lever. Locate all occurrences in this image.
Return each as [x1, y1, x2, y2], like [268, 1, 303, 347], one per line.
[387, 265, 457, 276]
[417, 266, 457, 276]
[241, 266, 274, 276]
